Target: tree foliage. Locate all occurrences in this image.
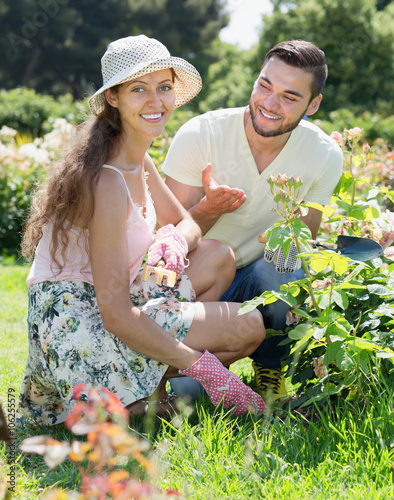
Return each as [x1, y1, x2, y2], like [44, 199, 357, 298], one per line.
[0, 0, 228, 102]
[253, 0, 394, 115]
[198, 39, 257, 113]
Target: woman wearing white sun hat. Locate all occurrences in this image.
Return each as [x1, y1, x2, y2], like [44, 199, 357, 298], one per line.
[18, 35, 266, 423]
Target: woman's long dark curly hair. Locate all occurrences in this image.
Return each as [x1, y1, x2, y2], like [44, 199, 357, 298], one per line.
[21, 88, 122, 270]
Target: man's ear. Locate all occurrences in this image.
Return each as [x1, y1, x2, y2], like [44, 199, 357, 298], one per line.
[105, 88, 118, 108]
[306, 94, 322, 116]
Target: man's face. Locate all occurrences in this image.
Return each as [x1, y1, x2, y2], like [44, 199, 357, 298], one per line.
[249, 57, 321, 138]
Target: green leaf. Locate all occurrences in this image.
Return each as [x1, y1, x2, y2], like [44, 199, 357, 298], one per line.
[340, 280, 365, 290]
[282, 237, 292, 257]
[288, 323, 314, 341]
[348, 207, 367, 219]
[299, 205, 309, 216]
[382, 189, 394, 203]
[336, 172, 353, 195]
[286, 282, 303, 296]
[344, 264, 368, 281]
[309, 251, 350, 275]
[367, 188, 380, 200]
[238, 296, 265, 315]
[358, 350, 371, 374]
[364, 206, 379, 219]
[291, 219, 312, 239]
[375, 304, 394, 318]
[376, 349, 394, 359]
[306, 202, 324, 213]
[361, 318, 381, 330]
[266, 226, 291, 249]
[333, 289, 349, 310]
[271, 290, 298, 307]
[325, 340, 343, 365]
[329, 254, 350, 275]
[333, 314, 352, 331]
[260, 291, 280, 305]
[317, 292, 333, 309]
[312, 325, 327, 340]
[323, 383, 340, 394]
[342, 373, 358, 390]
[329, 334, 346, 343]
[310, 255, 330, 273]
[346, 339, 379, 351]
[336, 199, 353, 212]
[327, 324, 349, 340]
[336, 349, 354, 372]
[291, 308, 311, 319]
[367, 284, 393, 296]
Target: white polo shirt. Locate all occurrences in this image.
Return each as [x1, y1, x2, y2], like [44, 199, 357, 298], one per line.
[163, 107, 343, 268]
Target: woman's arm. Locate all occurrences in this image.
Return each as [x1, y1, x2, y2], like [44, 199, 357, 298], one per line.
[88, 168, 201, 369]
[144, 153, 202, 253]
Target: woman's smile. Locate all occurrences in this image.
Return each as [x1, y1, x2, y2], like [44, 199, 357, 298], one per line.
[140, 112, 165, 122]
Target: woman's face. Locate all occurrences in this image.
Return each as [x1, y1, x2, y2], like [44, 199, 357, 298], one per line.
[106, 68, 176, 139]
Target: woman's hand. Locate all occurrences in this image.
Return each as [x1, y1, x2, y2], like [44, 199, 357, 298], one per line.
[147, 224, 188, 276]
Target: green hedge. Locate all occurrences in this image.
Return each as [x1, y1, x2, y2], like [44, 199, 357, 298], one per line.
[0, 87, 88, 138]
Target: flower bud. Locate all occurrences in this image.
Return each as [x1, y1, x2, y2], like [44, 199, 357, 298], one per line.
[275, 173, 288, 186]
[330, 131, 345, 146]
[345, 127, 364, 141]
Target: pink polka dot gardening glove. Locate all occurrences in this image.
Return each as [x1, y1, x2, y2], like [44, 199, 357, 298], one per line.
[147, 224, 188, 277]
[179, 351, 266, 416]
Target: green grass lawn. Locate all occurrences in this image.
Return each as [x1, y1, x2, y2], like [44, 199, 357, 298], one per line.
[1, 261, 394, 499]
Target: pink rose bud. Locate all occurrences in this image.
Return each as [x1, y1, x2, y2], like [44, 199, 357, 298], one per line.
[346, 127, 364, 141]
[330, 131, 344, 145]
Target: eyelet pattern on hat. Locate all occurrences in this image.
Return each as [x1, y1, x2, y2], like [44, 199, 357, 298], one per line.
[89, 35, 202, 116]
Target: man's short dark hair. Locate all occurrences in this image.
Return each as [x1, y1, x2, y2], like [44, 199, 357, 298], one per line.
[263, 40, 328, 101]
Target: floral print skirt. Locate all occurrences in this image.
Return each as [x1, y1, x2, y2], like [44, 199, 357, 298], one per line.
[17, 270, 198, 426]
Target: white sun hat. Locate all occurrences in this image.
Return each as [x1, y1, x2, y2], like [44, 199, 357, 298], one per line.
[88, 35, 202, 115]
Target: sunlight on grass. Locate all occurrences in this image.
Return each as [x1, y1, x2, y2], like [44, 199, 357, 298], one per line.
[0, 263, 29, 399]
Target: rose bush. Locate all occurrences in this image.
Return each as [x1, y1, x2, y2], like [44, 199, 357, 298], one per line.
[241, 128, 394, 407]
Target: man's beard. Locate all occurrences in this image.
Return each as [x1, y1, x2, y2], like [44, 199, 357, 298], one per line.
[249, 100, 308, 137]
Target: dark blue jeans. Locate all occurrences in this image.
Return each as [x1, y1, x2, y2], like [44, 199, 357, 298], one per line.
[221, 256, 305, 368]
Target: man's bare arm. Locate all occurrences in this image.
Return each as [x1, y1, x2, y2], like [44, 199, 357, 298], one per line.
[300, 206, 322, 240]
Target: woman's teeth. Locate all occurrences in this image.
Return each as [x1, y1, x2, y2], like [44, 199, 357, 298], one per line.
[141, 113, 162, 120]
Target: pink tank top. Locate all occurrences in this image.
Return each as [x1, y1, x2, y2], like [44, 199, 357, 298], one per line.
[26, 165, 156, 288]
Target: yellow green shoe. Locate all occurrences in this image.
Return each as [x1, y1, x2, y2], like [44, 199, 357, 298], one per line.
[252, 362, 287, 402]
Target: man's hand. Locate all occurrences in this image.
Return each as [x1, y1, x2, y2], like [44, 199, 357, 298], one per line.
[201, 163, 246, 217]
[263, 242, 303, 273]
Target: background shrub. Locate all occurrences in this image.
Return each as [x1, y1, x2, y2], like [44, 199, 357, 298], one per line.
[0, 119, 74, 255]
[314, 109, 394, 148]
[0, 108, 194, 256]
[0, 88, 88, 138]
[0, 162, 43, 254]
